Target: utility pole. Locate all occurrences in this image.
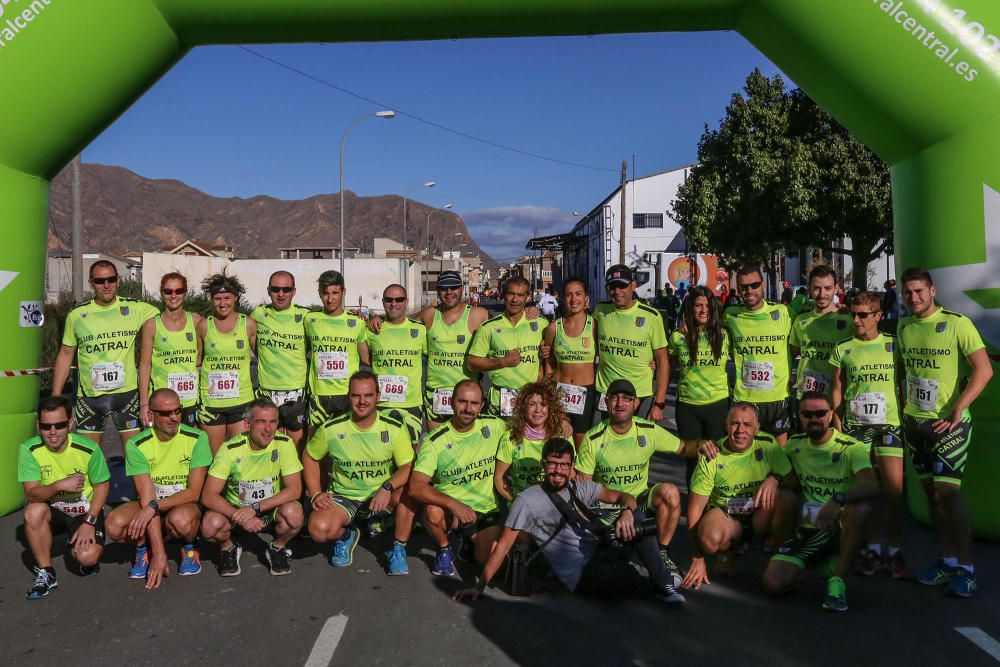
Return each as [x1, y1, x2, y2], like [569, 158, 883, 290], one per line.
[619, 160, 627, 264]
[71, 154, 83, 302]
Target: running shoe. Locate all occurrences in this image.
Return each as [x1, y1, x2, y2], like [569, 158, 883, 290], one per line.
[822, 576, 848, 612]
[660, 549, 684, 587]
[855, 549, 882, 576]
[129, 546, 150, 579]
[917, 560, 955, 586]
[386, 542, 409, 576]
[889, 551, 913, 580]
[266, 542, 292, 576]
[947, 569, 978, 598]
[655, 583, 686, 604]
[330, 526, 359, 567]
[26, 567, 58, 600]
[218, 544, 242, 577]
[432, 547, 456, 576]
[178, 546, 201, 576]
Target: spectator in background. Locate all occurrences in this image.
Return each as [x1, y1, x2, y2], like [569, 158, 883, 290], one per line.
[538, 289, 559, 323]
[780, 281, 793, 305]
[789, 286, 809, 318]
[881, 279, 898, 321]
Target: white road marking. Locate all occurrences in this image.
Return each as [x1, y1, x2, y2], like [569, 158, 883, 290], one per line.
[304, 614, 349, 667]
[956, 627, 1000, 662]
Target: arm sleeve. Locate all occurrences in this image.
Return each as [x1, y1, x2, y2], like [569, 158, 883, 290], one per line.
[413, 441, 439, 478]
[305, 428, 328, 461]
[61, 309, 78, 347]
[208, 445, 232, 481]
[279, 438, 304, 475]
[667, 331, 681, 357]
[654, 425, 683, 454]
[848, 443, 873, 474]
[88, 447, 111, 484]
[467, 326, 490, 357]
[392, 426, 414, 466]
[574, 438, 596, 475]
[504, 494, 535, 531]
[957, 316, 986, 357]
[496, 432, 514, 464]
[124, 440, 150, 476]
[16, 444, 40, 482]
[578, 479, 603, 506]
[190, 433, 212, 468]
[828, 342, 843, 369]
[356, 319, 368, 344]
[766, 442, 793, 476]
[689, 458, 715, 497]
[650, 314, 667, 350]
[789, 317, 803, 347]
[141, 302, 159, 323]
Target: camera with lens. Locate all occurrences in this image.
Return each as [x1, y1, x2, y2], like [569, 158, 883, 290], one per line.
[596, 516, 658, 547]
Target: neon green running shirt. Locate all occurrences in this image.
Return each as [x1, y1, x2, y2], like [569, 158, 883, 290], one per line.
[208, 432, 303, 508]
[252, 304, 309, 391]
[668, 329, 731, 405]
[125, 425, 211, 499]
[829, 333, 902, 428]
[200, 314, 254, 408]
[790, 309, 855, 396]
[468, 313, 544, 390]
[594, 301, 667, 397]
[413, 417, 505, 513]
[368, 318, 427, 409]
[17, 434, 111, 514]
[689, 433, 790, 511]
[576, 417, 682, 497]
[150, 313, 199, 408]
[304, 310, 368, 397]
[724, 302, 792, 403]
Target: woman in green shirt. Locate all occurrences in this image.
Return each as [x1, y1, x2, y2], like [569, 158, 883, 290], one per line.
[196, 273, 257, 454]
[139, 272, 204, 428]
[668, 286, 732, 453]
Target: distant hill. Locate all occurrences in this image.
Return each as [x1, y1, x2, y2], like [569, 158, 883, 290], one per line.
[48, 163, 494, 267]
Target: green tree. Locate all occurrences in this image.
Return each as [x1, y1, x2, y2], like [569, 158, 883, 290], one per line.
[673, 69, 892, 290]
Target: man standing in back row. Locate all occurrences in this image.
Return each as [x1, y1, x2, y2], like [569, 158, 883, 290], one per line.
[594, 265, 670, 422]
[725, 266, 793, 445]
[790, 265, 854, 399]
[897, 267, 992, 597]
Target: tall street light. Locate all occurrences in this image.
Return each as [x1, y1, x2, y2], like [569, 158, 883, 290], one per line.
[340, 109, 395, 275]
[425, 203, 453, 255]
[402, 181, 435, 295]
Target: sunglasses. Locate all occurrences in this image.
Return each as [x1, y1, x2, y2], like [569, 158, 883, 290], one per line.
[543, 460, 572, 470]
[91, 276, 118, 285]
[851, 310, 878, 319]
[738, 281, 763, 291]
[162, 288, 187, 296]
[268, 286, 294, 294]
[152, 408, 183, 417]
[800, 408, 831, 419]
[382, 296, 407, 303]
[39, 420, 70, 431]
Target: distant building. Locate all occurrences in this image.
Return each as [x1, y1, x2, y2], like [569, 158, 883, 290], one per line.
[165, 239, 236, 260]
[279, 246, 360, 260]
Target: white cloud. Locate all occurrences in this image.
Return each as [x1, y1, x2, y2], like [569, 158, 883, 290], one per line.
[463, 206, 577, 263]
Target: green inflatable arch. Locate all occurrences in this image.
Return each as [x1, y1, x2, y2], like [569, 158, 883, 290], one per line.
[1, 0, 998, 534]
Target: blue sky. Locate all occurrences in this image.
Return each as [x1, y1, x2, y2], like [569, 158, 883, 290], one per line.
[85, 33, 782, 262]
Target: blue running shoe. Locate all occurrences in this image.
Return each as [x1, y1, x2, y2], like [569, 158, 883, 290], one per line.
[129, 547, 149, 579]
[947, 569, 978, 598]
[386, 542, 409, 576]
[178, 545, 202, 576]
[330, 526, 359, 567]
[26, 567, 58, 600]
[917, 560, 955, 586]
[432, 547, 455, 576]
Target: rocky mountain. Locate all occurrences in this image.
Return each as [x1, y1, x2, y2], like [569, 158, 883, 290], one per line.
[48, 163, 494, 266]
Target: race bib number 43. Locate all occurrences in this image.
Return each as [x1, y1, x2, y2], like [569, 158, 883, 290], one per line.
[238, 479, 275, 506]
[742, 361, 775, 391]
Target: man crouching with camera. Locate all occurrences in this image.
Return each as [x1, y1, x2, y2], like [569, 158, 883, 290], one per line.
[453, 437, 685, 604]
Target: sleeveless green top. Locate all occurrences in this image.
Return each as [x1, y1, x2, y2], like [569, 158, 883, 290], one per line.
[554, 315, 596, 365]
[427, 305, 478, 390]
[200, 314, 254, 408]
[151, 312, 199, 408]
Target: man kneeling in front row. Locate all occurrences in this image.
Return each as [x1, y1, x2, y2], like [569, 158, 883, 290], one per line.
[454, 438, 685, 603]
[200, 398, 304, 576]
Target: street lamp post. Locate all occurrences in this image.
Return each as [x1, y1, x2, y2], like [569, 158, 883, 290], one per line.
[401, 181, 435, 296]
[425, 203, 453, 254]
[340, 110, 395, 275]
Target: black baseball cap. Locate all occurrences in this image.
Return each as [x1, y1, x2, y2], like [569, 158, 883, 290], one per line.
[605, 264, 633, 286]
[437, 271, 463, 290]
[606, 379, 637, 397]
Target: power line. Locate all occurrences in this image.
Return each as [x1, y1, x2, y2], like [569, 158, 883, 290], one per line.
[237, 46, 618, 174]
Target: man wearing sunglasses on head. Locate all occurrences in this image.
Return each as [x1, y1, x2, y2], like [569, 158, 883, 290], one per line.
[52, 260, 158, 449]
[105, 389, 211, 587]
[252, 271, 310, 450]
[830, 290, 909, 579]
[139, 272, 203, 429]
[370, 271, 489, 431]
[365, 284, 427, 441]
[762, 391, 879, 612]
[18, 396, 111, 599]
[725, 266, 794, 445]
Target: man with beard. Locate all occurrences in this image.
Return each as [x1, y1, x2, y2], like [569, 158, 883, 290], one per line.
[790, 265, 854, 399]
[762, 392, 879, 611]
[452, 437, 684, 603]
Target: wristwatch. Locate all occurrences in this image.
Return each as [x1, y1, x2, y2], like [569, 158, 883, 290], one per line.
[148, 499, 160, 512]
[381, 481, 394, 492]
[653, 400, 667, 410]
[251, 501, 262, 515]
[833, 492, 847, 505]
[83, 514, 98, 526]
